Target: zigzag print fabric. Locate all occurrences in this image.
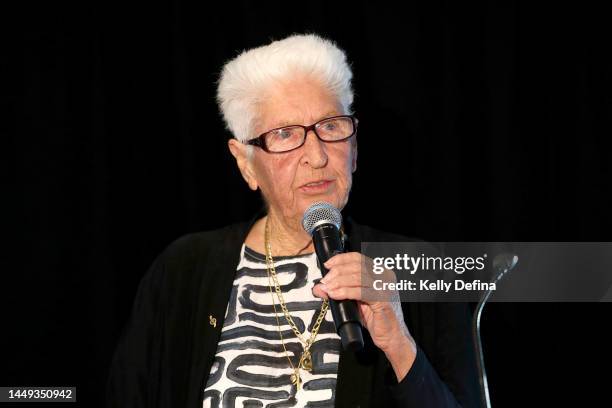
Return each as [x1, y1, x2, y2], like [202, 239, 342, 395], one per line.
[203, 244, 341, 408]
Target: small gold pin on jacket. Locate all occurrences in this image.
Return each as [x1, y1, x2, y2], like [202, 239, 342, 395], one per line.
[209, 315, 217, 328]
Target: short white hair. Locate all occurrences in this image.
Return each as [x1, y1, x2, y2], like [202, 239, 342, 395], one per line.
[216, 33, 355, 145]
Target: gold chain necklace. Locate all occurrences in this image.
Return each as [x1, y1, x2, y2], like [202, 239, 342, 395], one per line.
[264, 217, 329, 389]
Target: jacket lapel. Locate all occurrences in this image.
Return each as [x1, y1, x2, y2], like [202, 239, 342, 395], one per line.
[187, 215, 260, 407]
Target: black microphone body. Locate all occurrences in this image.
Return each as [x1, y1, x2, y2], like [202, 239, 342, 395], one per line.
[312, 223, 365, 351]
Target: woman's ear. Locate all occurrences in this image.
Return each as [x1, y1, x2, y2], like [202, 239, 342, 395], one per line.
[228, 139, 259, 190]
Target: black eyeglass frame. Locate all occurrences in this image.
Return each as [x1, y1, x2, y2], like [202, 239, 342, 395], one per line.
[245, 114, 359, 153]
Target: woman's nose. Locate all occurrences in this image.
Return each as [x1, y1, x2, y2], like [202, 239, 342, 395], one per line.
[301, 130, 328, 168]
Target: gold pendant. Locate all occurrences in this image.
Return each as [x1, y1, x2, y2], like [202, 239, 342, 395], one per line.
[299, 350, 312, 371]
[290, 369, 301, 389]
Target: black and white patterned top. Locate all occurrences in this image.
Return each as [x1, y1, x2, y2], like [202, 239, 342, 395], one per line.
[202, 243, 341, 408]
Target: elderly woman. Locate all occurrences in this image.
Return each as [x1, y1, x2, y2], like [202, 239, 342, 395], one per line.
[106, 34, 480, 407]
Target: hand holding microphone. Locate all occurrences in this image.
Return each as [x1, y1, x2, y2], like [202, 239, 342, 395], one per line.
[302, 202, 364, 351]
[303, 202, 416, 369]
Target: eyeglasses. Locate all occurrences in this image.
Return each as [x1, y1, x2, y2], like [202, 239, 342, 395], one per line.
[245, 115, 358, 153]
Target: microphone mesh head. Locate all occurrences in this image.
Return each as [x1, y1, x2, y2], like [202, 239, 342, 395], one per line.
[302, 201, 342, 236]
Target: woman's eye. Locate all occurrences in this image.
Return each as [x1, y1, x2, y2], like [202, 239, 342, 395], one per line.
[279, 129, 292, 139]
[323, 122, 337, 131]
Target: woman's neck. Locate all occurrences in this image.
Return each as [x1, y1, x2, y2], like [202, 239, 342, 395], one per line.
[246, 211, 315, 257]
[267, 211, 314, 256]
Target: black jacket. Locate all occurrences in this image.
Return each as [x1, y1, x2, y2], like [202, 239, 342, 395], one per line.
[106, 214, 481, 407]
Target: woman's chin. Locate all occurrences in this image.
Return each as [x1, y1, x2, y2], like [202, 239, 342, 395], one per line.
[298, 194, 342, 212]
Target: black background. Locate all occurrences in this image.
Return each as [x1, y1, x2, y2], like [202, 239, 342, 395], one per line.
[4, 1, 612, 407]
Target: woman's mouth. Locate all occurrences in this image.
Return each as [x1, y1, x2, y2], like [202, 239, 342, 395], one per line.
[299, 179, 334, 193]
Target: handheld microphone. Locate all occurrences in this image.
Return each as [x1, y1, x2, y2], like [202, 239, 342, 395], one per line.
[302, 202, 364, 352]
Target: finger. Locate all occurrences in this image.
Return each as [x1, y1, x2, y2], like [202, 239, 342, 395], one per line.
[325, 285, 365, 302]
[325, 256, 377, 283]
[321, 263, 357, 284]
[322, 273, 368, 292]
[327, 283, 398, 306]
[311, 283, 329, 300]
[323, 252, 362, 268]
[323, 264, 379, 289]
